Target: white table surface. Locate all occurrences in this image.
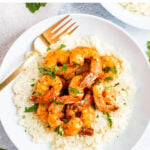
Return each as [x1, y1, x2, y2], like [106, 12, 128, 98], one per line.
[0, 3, 149, 150]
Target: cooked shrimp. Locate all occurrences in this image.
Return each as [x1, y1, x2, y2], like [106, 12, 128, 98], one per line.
[63, 117, 83, 136]
[48, 96, 80, 130]
[44, 49, 69, 69]
[93, 83, 119, 112]
[70, 46, 102, 88]
[100, 55, 122, 81]
[35, 75, 62, 96]
[80, 106, 95, 127]
[69, 75, 84, 99]
[44, 49, 77, 80]
[37, 104, 49, 123]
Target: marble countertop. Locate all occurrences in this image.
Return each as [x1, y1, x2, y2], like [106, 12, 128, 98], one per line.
[0, 3, 150, 150]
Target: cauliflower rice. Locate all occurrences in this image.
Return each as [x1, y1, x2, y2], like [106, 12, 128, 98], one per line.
[13, 35, 136, 150]
[120, 2, 150, 17]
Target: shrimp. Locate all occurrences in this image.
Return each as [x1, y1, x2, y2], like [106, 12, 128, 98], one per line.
[44, 49, 69, 69]
[70, 46, 102, 88]
[63, 117, 83, 136]
[69, 75, 84, 99]
[37, 104, 49, 123]
[93, 83, 119, 113]
[80, 106, 95, 127]
[48, 96, 80, 130]
[44, 49, 77, 80]
[100, 55, 122, 81]
[35, 75, 62, 96]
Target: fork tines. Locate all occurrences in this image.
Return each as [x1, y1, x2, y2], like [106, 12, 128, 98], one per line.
[42, 15, 78, 44]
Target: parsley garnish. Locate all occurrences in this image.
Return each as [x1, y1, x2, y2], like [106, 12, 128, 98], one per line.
[47, 47, 51, 51]
[24, 103, 38, 112]
[30, 83, 35, 87]
[104, 67, 117, 74]
[95, 81, 101, 85]
[105, 77, 113, 81]
[69, 87, 80, 94]
[38, 92, 42, 95]
[146, 41, 150, 61]
[84, 100, 89, 104]
[25, 3, 47, 13]
[54, 125, 64, 136]
[59, 44, 66, 50]
[58, 63, 68, 72]
[96, 114, 99, 118]
[114, 82, 120, 87]
[62, 118, 71, 123]
[39, 67, 56, 79]
[122, 88, 125, 91]
[103, 112, 112, 128]
[72, 62, 80, 67]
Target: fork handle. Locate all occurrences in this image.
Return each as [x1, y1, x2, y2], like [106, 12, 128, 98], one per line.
[0, 51, 38, 91]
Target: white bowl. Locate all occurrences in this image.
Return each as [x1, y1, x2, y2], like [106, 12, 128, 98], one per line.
[0, 14, 150, 150]
[102, 3, 150, 30]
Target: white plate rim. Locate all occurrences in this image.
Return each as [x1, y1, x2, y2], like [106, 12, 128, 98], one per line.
[0, 13, 150, 150]
[102, 3, 150, 30]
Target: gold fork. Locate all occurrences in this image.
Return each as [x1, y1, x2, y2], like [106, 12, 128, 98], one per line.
[0, 15, 78, 91]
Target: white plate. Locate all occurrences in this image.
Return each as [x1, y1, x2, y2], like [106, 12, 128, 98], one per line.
[102, 3, 150, 30]
[0, 14, 150, 150]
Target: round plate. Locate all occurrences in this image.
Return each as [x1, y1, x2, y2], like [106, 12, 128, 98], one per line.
[0, 14, 150, 150]
[102, 3, 150, 30]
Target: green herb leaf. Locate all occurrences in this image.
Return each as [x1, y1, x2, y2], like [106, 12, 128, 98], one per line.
[96, 114, 99, 118]
[32, 91, 36, 95]
[59, 44, 66, 50]
[105, 77, 113, 81]
[122, 88, 125, 91]
[54, 65, 59, 71]
[25, 3, 47, 13]
[39, 67, 56, 79]
[84, 100, 89, 104]
[30, 83, 35, 87]
[54, 125, 64, 136]
[25, 103, 38, 112]
[114, 82, 120, 87]
[72, 62, 80, 67]
[58, 63, 68, 72]
[146, 41, 150, 61]
[104, 112, 112, 128]
[62, 118, 71, 123]
[69, 87, 80, 94]
[95, 81, 101, 85]
[38, 92, 42, 96]
[47, 47, 51, 51]
[104, 67, 117, 74]
[0, 148, 6, 150]
[55, 101, 64, 105]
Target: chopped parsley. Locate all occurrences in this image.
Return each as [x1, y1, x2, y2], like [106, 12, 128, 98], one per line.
[54, 125, 64, 136]
[32, 91, 36, 95]
[84, 100, 89, 104]
[146, 41, 150, 61]
[39, 67, 56, 79]
[69, 87, 80, 94]
[47, 47, 51, 51]
[103, 112, 112, 128]
[58, 63, 68, 72]
[24, 103, 38, 112]
[72, 62, 80, 67]
[105, 77, 113, 81]
[95, 81, 101, 85]
[54, 65, 59, 71]
[55, 101, 64, 105]
[122, 88, 125, 91]
[49, 99, 53, 103]
[59, 44, 66, 50]
[62, 118, 71, 123]
[38, 92, 42, 96]
[114, 82, 120, 87]
[25, 3, 47, 13]
[104, 67, 117, 74]
[96, 114, 99, 118]
[30, 83, 35, 87]
[41, 104, 44, 106]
